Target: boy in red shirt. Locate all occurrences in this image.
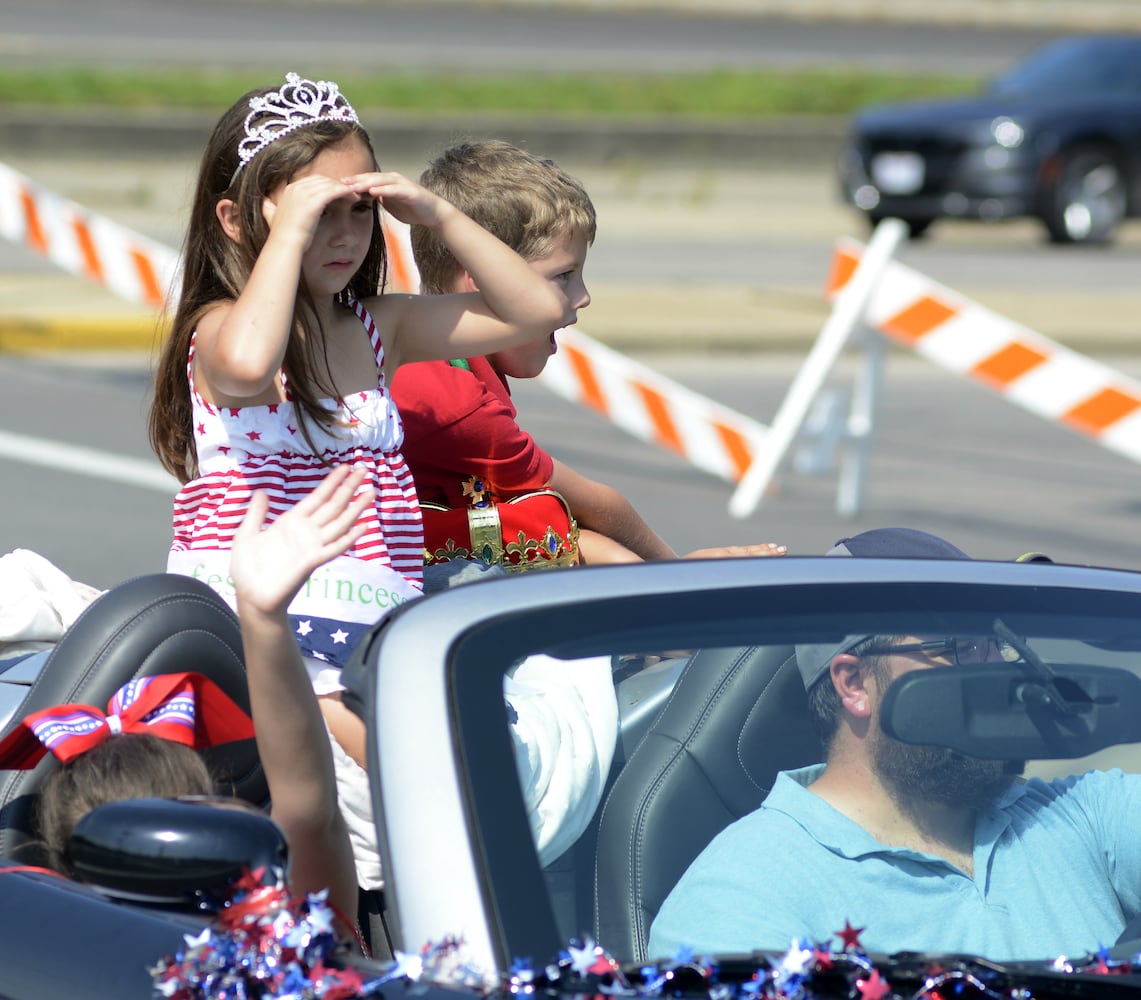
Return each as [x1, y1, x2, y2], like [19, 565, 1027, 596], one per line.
[391, 140, 783, 566]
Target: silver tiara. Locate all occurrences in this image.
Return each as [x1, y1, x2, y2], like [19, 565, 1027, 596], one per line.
[234, 72, 360, 176]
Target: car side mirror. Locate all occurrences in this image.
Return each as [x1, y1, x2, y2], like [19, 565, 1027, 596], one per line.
[68, 797, 287, 907]
[880, 664, 1141, 760]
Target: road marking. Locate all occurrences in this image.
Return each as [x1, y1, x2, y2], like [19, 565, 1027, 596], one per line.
[0, 429, 178, 494]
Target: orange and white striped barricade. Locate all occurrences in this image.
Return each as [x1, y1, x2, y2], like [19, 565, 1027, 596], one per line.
[384, 214, 770, 484]
[825, 236, 1141, 468]
[1, 161, 771, 488]
[380, 212, 420, 293]
[0, 161, 181, 310]
[728, 218, 908, 519]
[0, 159, 421, 307]
[538, 326, 769, 485]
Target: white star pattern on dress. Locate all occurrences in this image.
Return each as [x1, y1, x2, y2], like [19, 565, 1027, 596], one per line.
[330, 629, 350, 644]
[296, 620, 313, 637]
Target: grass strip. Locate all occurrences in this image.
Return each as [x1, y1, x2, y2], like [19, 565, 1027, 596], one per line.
[0, 67, 982, 117]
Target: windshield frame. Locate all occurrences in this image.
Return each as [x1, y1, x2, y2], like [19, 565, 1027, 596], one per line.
[356, 556, 1141, 973]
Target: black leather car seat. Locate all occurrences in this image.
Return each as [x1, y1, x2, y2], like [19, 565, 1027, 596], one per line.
[0, 573, 267, 863]
[592, 644, 822, 962]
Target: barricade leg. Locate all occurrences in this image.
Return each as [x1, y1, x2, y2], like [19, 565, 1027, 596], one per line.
[836, 327, 885, 518]
[728, 218, 907, 519]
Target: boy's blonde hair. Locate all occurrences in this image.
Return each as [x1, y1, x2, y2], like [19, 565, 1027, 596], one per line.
[413, 140, 596, 295]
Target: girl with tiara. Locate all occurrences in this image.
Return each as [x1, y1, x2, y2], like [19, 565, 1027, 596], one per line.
[148, 74, 573, 890]
[150, 73, 570, 657]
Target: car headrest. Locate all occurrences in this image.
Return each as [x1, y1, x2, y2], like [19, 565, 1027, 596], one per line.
[0, 573, 267, 861]
[69, 797, 287, 907]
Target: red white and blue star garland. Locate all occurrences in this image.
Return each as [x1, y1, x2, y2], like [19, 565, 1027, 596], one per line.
[149, 869, 494, 999]
[150, 867, 365, 999]
[505, 924, 1141, 1000]
[152, 881, 1141, 1000]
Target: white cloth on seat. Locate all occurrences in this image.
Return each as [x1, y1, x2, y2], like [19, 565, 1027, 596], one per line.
[506, 654, 618, 866]
[325, 718, 385, 891]
[311, 651, 619, 886]
[306, 658, 385, 891]
[0, 549, 102, 644]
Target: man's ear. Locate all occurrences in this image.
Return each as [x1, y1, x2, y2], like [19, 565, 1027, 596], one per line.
[458, 270, 480, 293]
[830, 653, 873, 720]
[216, 199, 241, 243]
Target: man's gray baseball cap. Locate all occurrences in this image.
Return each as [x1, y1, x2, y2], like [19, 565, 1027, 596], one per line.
[794, 527, 971, 692]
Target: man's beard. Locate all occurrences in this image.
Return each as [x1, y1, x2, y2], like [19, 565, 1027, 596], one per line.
[872, 734, 1019, 811]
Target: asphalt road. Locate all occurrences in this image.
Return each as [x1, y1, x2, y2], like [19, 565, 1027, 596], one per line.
[1, 3, 1140, 592]
[4, 157, 1141, 589]
[2, 348, 1140, 593]
[0, 0, 1064, 75]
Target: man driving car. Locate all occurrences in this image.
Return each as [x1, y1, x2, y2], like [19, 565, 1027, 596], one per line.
[648, 527, 1141, 961]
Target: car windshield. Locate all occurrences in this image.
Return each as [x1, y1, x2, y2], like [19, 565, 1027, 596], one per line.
[988, 36, 1141, 97]
[461, 564, 1141, 964]
[363, 558, 1141, 988]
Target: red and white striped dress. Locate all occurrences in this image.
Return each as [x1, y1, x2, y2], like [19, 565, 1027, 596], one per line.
[166, 299, 424, 667]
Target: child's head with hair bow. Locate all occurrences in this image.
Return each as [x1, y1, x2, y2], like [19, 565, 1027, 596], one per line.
[0, 671, 253, 876]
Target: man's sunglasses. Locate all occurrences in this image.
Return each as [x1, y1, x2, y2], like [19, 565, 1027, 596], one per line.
[859, 637, 1019, 665]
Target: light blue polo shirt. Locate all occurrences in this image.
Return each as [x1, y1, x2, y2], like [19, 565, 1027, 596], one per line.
[648, 764, 1141, 961]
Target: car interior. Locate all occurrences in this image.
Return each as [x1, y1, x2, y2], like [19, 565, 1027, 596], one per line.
[0, 570, 825, 967]
[591, 643, 822, 962]
[533, 637, 826, 961]
[527, 597, 1141, 966]
[0, 573, 266, 864]
[0, 575, 281, 916]
[0, 573, 419, 960]
[10, 567, 1141, 979]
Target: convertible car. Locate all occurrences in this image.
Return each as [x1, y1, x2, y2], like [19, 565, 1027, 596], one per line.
[4, 555, 1141, 997]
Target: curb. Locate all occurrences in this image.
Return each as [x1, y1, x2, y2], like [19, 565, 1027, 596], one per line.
[0, 316, 167, 356]
[4, 302, 1139, 359]
[0, 108, 848, 170]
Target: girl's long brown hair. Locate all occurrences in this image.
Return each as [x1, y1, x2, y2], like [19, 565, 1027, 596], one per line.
[148, 84, 388, 484]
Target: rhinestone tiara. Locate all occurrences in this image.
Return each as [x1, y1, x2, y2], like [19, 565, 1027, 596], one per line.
[233, 72, 360, 176]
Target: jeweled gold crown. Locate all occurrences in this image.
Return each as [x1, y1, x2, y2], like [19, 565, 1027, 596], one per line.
[234, 72, 360, 176]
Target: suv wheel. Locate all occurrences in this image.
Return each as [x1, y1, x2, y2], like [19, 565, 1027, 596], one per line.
[1041, 145, 1127, 244]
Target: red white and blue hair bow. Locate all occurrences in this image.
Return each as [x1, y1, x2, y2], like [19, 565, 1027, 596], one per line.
[0, 672, 255, 769]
